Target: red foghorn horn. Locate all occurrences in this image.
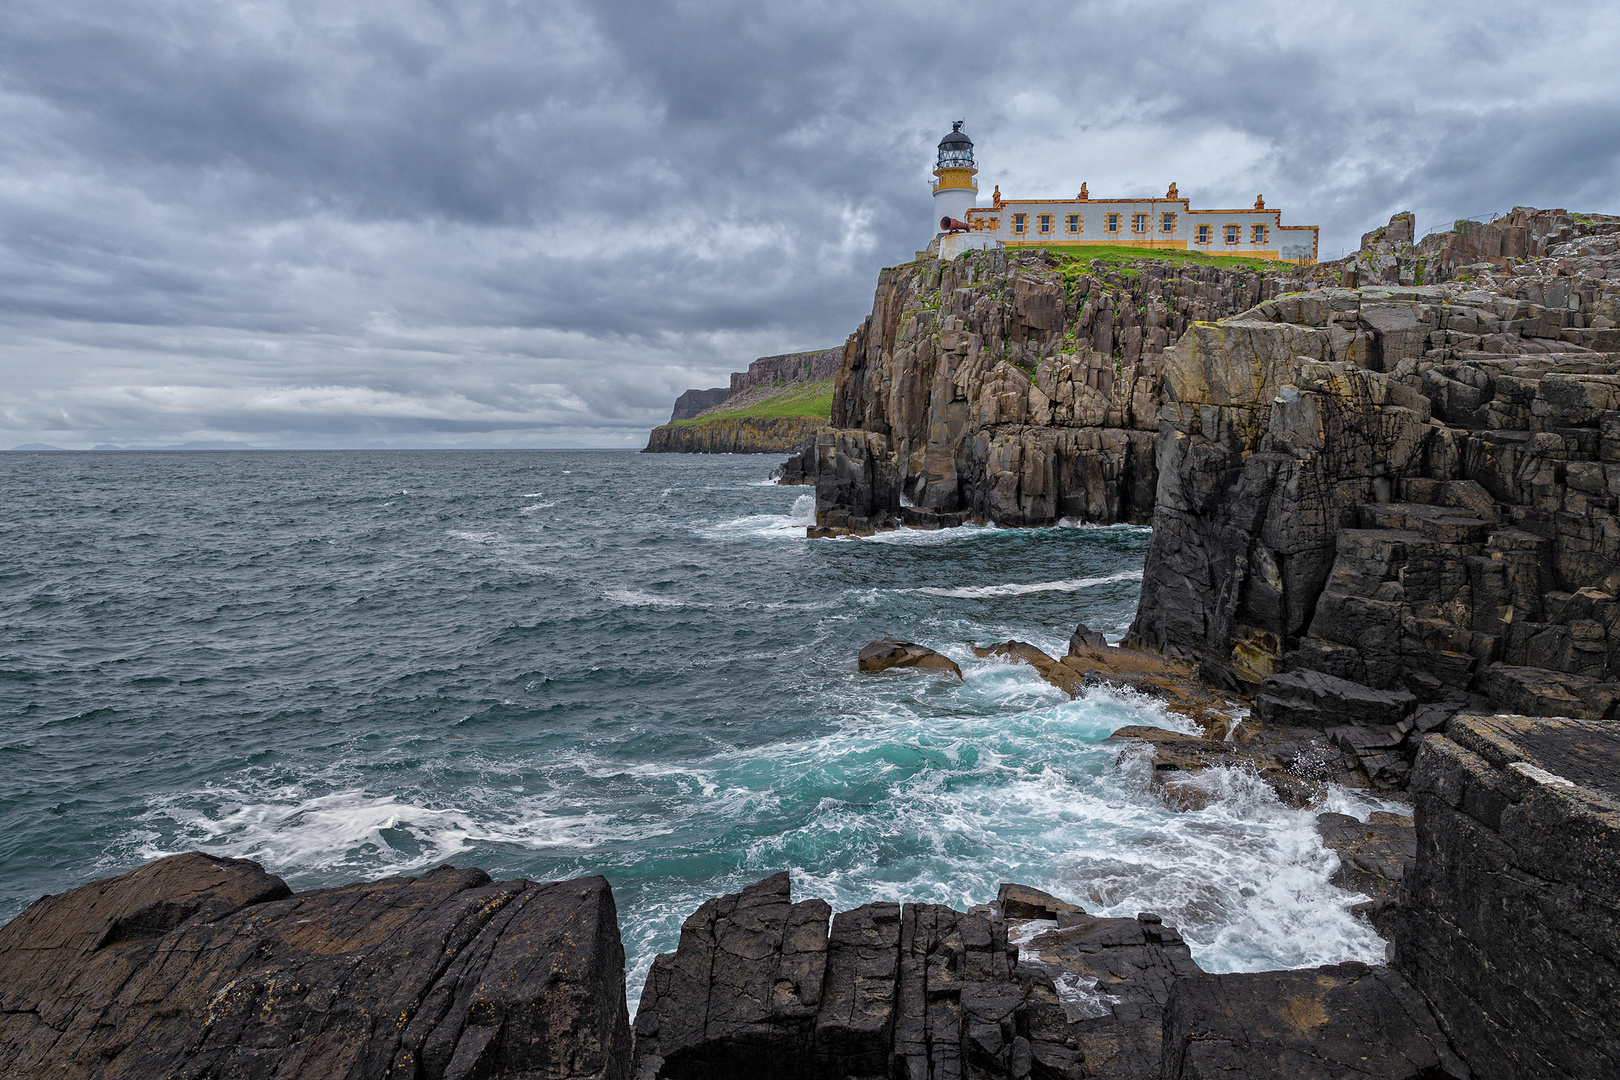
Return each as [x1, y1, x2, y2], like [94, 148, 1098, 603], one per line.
[940, 216, 972, 232]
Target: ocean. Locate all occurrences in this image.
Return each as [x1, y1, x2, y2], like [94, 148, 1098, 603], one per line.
[0, 449, 1392, 1006]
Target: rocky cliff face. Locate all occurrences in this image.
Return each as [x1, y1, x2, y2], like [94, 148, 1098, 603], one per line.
[1394, 713, 1620, 1080]
[729, 348, 842, 394]
[787, 250, 1316, 533]
[669, 388, 729, 423]
[1126, 217, 1620, 753]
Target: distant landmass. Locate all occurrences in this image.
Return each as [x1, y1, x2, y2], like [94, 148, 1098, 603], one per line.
[645, 347, 841, 454]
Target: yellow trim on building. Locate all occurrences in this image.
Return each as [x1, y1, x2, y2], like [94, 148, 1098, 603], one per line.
[932, 167, 978, 193]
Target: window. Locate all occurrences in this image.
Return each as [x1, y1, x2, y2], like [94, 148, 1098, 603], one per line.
[1066, 214, 1081, 233]
[1013, 213, 1027, 234]
[1195, 224, 1212, 245]
[1224, 224, 1240, 244]
[1132, 213, 1148, 233]
[1106, 213, 1121, 233]
[1251, 223, 1269, 244]
[1160, 212, 1176, 234]
[1038, 213, 1053, 234]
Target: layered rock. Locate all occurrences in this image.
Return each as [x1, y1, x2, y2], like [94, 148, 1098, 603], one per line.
[1334, 206, 1620, 290]
[790, 250, 1317, 532]
[1393, 713, 1620, 1080]
[0, 853, 631, 1080]
[1126, 215, 1620, 754]
[729, 348, 842, 394]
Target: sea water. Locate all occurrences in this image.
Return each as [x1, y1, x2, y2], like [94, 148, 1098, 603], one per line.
[0, 450, 1393, 1007]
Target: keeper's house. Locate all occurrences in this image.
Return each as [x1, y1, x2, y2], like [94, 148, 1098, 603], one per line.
[930, 122, 1318, 262]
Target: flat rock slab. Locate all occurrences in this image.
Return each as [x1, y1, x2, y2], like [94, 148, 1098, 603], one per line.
[0, 853, 630, 1080]
[1162, 962, 1468, 1080]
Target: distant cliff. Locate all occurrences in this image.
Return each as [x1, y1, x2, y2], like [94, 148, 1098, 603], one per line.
[668, 388, 728, 423]
[644, 414, 828, 454]
[646, 348, 838, 454]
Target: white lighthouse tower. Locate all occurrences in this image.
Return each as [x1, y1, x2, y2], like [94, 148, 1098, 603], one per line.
[932, 121, 978, 232]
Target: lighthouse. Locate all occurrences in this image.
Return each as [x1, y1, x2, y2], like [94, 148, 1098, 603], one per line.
[933, 121, 978, 232]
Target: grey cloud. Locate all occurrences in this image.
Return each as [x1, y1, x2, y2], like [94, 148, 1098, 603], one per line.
[1, 0, 1617, 447]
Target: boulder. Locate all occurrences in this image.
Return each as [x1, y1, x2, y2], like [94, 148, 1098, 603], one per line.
[995, 883, 1084, 922]
[1067, 622, 1107, 653]
[0, 854, 631, 1080]
[857, 639, 963, 678]
[1315, 811, 1415, 937]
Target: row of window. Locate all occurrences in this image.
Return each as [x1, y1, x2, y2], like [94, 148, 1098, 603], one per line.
[1007, 212, 1269, 245]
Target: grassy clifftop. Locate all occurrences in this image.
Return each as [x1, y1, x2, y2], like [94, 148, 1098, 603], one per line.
[645, 379, 833, 453]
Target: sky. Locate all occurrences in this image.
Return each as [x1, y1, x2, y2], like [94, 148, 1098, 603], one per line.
[2, 1, 1618, 449]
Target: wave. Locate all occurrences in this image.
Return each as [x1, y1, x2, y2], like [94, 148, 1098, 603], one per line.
[910, 568, 1143, 598]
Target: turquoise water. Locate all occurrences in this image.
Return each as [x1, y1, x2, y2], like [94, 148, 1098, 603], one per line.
[0, 450, 1390, 1007]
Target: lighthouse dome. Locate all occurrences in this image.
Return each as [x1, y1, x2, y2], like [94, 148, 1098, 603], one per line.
[936, 122, 974, 169]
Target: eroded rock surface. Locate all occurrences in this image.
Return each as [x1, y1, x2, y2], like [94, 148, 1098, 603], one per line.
[1161, 962, 1467, 1080]
[0, 853, 631, 1080]
[632, 873, 1025, 1080]
[1394, 714, 1620, 1080]
[793, 249, 1320, 534]
[1126, 210, 1620, 755]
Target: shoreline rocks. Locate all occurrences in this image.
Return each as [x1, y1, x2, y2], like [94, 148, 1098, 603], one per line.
[0, 855, 631, 1080]
[857, 639, 964, 678]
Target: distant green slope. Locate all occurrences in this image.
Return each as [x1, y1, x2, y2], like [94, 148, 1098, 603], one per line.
[670, 379, 833, 427]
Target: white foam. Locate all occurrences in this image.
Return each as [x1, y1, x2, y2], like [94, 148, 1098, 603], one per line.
[605, 588, 701, 609]
[134, 786, 643, 878]
[910, 569, 1143, 598]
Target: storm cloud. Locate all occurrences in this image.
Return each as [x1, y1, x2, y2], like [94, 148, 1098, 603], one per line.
[2, 0, 1617, 447]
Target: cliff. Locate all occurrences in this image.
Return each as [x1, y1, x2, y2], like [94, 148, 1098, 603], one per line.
[668, 388, 728, 423]
[1126, 210, 1620, 748]
[646, 350, 839, 454]
[781, 248, 1319, 533]
[644, 413, 829, 454]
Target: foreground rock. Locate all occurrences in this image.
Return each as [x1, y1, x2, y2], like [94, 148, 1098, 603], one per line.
[0, 854, 630, 1080]
[1394, 713, 1620, 1080]
[632, 874, 1208, 1080]
[858, 639, 964, 678]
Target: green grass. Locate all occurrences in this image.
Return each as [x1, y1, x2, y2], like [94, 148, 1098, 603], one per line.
[669, 380, 833, 427]
[1008, 243, 1298, 274]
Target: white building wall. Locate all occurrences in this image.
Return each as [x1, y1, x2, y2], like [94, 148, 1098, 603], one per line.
[933, 185, 977, 231]
[963, 197, 1317, 260]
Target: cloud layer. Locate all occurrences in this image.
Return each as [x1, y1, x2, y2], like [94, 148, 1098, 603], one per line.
[3, 0, 1618, 448]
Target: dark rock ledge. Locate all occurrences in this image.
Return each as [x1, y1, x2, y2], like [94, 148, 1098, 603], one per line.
[0, 855, 630, 1080]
